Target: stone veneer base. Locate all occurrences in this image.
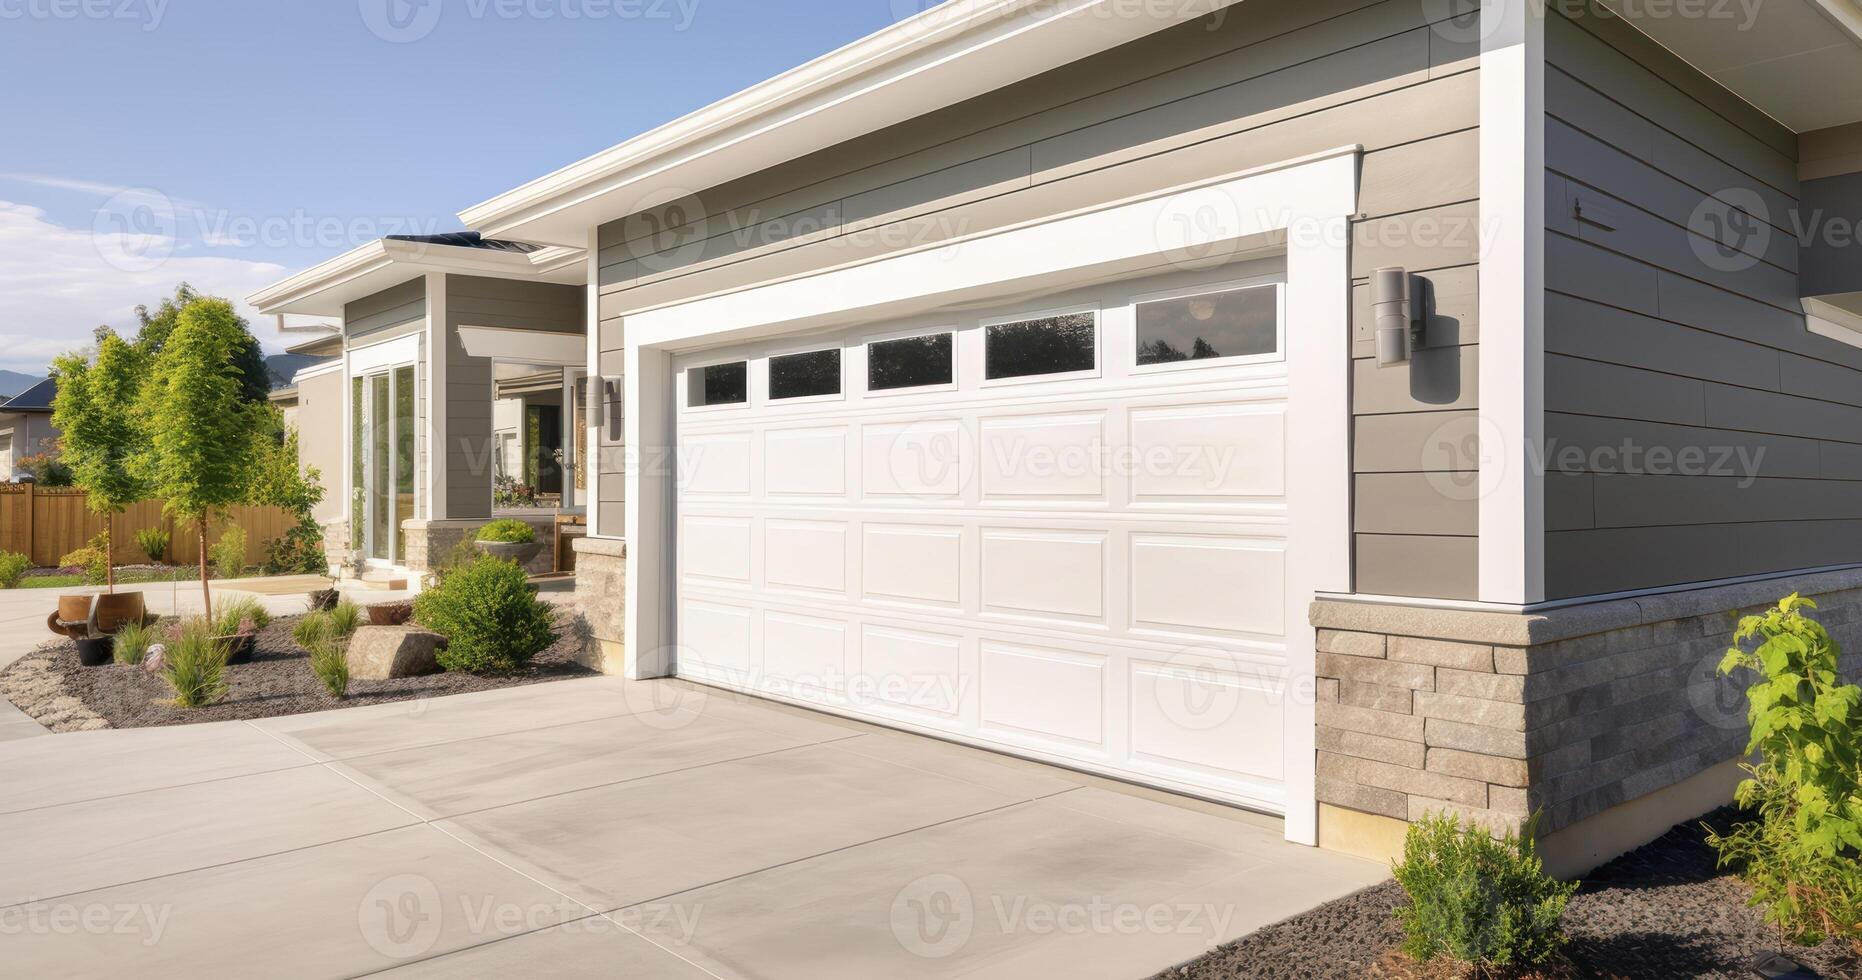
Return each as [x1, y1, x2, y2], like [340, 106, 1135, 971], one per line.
[572, 536, 626, 674]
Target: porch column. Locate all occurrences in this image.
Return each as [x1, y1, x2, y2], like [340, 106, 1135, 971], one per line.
[404, 272, 495, 571]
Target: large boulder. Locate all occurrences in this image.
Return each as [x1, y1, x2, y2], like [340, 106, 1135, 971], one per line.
[346, 626, 445, 681]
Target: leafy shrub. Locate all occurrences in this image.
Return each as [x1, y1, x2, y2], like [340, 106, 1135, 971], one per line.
[212, 594, 270, 636]
[59, 531, 111, 585]
[1391, 811, 1577, 971]
[414, 555, 555, 673]
[327, 599, 363, 639]
[308, 637, 349, 698]
[210, 524, 247, 580]
[292, 611, 334, 649]
[0, 551, 29, 588]
[113, 621, 155, 665]
[135, 526, 169, 564]
[1708, 595, 1862, 956]
[161, 618, 228, 708]
[263, 529, 328, 575]
[476, 519, 537, 544]
[16, 451, 74, 486]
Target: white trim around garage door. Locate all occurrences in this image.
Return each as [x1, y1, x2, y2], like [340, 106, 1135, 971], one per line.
[620, 146, 1361, 845]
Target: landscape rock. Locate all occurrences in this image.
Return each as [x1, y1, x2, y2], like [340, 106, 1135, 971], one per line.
[346, 626, 445, 681]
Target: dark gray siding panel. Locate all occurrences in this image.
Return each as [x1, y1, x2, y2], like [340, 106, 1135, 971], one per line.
[345, 278, 425, 339]
[596, 0, 1489, 597]
[1543, 4, 1862, 600]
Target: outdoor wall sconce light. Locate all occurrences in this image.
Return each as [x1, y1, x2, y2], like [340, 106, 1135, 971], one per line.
[1372, 266, 1428, 367]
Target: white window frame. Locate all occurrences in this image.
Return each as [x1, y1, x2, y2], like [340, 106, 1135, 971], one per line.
[1128, 277, 1287, 376]
[861, 325, 960, 398]
[682, 357, 752, 413]
[763, 343, 848, 406]
[977, 303, 1102, 388]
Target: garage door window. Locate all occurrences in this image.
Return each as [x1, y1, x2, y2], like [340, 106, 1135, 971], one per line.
[1136, 283, 1280, 367]
[984, 311, 1096, 381]
[868, 333, 954, 392]
[689, 361, 748, 407]
[768, 348, 842, 400]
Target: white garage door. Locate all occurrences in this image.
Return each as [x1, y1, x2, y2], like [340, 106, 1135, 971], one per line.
[671, 263, 1297, 812]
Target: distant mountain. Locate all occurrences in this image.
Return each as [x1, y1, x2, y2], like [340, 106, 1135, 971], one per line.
[264, 353, 334, 391]
[0, 371, 45, 400]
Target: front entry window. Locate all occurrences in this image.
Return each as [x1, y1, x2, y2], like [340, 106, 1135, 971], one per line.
[352, 365, 416, 564]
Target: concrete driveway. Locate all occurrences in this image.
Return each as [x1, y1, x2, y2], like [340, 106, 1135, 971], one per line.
[0, 615, 1385, 978]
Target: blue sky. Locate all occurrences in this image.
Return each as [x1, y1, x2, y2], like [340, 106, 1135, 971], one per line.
[0, 0, 920, 373]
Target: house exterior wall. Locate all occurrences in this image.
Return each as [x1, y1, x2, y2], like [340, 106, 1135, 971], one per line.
[0, 413, 59, 480]
[1539, 4, 1862, 600]
[592, 0, 1486, 598]
[294, 367, 346, 525]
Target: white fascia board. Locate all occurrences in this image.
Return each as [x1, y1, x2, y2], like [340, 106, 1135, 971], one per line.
[456, 325, 588, 365]
[250, 240, 587, 318]
[459, 0, 1241, 246]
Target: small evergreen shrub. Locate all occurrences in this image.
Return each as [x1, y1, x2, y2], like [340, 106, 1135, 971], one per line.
[210, 524, 247, 580]
[113, 621, 155, 665]
[1391, 812, 1577, 971]
[136, 526, 169, 564]
[414, 555, 554, 673]
[327, 599, 363, 639]
[308, 638, 349, 698]
[1707, 595, 1862, 957]
[212, 595, 270, 636]
[476, 519, 537, 544]
[0, 551, 29, 588]
[161, 618, 228, 708]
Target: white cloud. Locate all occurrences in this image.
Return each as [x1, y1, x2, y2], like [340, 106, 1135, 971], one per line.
[0, 201, 288, 374]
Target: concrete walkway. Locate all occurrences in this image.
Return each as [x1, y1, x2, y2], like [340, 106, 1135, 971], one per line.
[0, 670, 1386, 978]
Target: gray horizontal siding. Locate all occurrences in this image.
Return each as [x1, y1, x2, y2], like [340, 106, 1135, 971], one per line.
[1543, 5, 1862, 600]
[598, 0, 1486, 599]
[344, 277, 424, 339]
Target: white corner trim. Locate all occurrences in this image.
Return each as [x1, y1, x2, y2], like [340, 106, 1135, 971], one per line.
[623, 147, 1361, 846]
[1478, 0, 1547, 606]
[585, 225, 605, 538]
[1805, 296, 1862, 348]
[290, 360, 344, 386]
[425, 274, 449, 521]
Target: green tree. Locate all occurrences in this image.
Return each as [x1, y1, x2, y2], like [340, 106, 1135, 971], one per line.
[137, 298, 267, 621]
[51, 332, 152, 592]
[248, 410, 329, 574]
[132, 284, 272, 405]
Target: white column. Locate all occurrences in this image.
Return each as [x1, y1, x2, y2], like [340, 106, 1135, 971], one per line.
[623, 343, 672, 680]
[584, 225, 604, 535]
[424, 272, 450, 521]
[1478, 0, 1546, 605]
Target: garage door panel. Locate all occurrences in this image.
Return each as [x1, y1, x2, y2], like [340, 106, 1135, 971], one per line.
[1130, 403, 1286, 501]
[1129, 657, 1287, 784]
[765, 519, 848, 595]
[861, 524, 963, 606]
[765, 425, 849, 497]
[680, 601, 754, 679]
[979, 642, 1107, 749]
[1131, 534, 1285, 637]
[762, 611, 847, 696]
[682, 431, 753, 496]
[980, 529, 1107, 622]
[858, 625, 964, 718]
[682, 516, 753, 585]
[861, 419, 970, 499]
[980, 413, 1106, 500]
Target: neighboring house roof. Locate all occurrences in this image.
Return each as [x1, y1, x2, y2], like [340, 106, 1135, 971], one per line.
[385, 232, 542, 254]
[264, 353, 335, 391]
[285, 333, 343, 358]
[0, 378, 57, 413]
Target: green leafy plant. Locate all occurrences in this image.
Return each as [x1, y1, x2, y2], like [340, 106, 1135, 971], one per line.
[113, 620, 155, 665]
[210, 524, 247, 581]
[161, 617, 229, 708]
[212, 594, 270, 637]
[15, 450, 74, 486]
[52, 331, 152, 592]
[0, 551, 29, 589]
[1391, 811, 1577, 972]
[135, 526, 169, 564]
[327, 599, 363, 639]
[293, 611, 334, 649]
[476, 519, 537, 544]
[308, 637, 349, 698]
[59, 531, 111, 586]
[414, 555, 555, 674]
[251, 424, 330, 575]
[1707, 595, 1862, 956]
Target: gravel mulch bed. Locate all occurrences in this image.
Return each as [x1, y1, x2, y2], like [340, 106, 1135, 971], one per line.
[0, 610, 598, 730]
[1159, 809, 1859, 980]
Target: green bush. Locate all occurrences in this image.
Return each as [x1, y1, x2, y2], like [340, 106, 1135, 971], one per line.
[161, 618, 228, 708]
[414, 555, 554, 674]
[308, 637, 349, 698]
[0, 551, 29, 589]
[113, 621, 155, 665]
[60, 531, 111, 585]
[135, 526, 169, 564]
[1391, 812, 1577, 971]
[327, 599, 363, 639]
[212, 594, 270, 636]
[1707, 595, 1862, 957]
[475, 519, 537, 544]
[210, 524, 247, 580]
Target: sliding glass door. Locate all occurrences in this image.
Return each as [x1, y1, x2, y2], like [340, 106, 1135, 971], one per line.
[352, 365, 416, 565]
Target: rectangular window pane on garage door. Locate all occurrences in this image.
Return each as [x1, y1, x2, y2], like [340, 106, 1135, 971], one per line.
[689, 361, 748, 407]
[1136, 285, 1278, 365]
[769, 348, 842, 400]
[985, 313, 1096, 380]
[868, 333, 953, 391]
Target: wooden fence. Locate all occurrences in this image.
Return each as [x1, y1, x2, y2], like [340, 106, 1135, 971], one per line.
[0, 485, 296, 569]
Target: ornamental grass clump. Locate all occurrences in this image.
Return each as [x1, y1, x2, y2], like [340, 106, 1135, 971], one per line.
[414, 555, 554, 674]
[1391, 812, 1577, 975]
[113, 621, 155, 665]
[212, 594, 270, 636]
[1707, 595, 1862, 957]
[161, 618, 228, 709]
[308, 638, 349, 698]
[326, 599, 364, 639]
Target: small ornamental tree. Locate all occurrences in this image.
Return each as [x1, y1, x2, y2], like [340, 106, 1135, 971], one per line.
[51, 332, 152, 592]
[137, 298, 265, 622]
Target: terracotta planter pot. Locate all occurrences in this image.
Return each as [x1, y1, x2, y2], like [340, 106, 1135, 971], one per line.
[367, 602, 413, 627]
[474, 539, 544, 567]
[92, 592, 148, 634]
